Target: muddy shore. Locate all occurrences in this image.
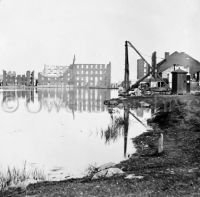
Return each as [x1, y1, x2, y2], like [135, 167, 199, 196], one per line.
[2, 96, 200, 197]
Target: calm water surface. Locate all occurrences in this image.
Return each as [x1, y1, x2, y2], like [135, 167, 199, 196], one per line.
[0, 88, 152, 180]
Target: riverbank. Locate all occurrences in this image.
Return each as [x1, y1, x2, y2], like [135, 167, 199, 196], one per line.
[2, 96, 200, 196]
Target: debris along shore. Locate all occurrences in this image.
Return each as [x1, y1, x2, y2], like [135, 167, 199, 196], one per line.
[2, 96, 200, 196]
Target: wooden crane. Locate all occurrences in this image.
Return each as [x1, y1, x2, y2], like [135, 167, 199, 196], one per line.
[123, 41, 169, 93]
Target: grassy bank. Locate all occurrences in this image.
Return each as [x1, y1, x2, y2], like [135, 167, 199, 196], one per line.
[0, 163, 46, 196]
[3, 96, 200, 196]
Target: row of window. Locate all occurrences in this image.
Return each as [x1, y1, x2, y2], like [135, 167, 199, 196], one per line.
[76, 76, 103, 81]
[75, 82, 102, 86]
[76, 70, 104, 74]
[41, 77, 63, 81]
[75, 64, 106, 69]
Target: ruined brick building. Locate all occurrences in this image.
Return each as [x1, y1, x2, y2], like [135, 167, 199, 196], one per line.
[38, 62, 111, 88]
[2, 70, 34, 86]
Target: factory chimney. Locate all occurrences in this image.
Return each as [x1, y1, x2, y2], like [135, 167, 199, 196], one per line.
[165, 52, 170, 59]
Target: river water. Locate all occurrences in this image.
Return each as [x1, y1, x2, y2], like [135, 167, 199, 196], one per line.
[0, 88, 152, 180]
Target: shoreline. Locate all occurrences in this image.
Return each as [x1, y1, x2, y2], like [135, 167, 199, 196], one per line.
[2, 96, 200, 196]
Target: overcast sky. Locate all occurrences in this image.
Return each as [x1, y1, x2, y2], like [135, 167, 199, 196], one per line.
[0, 0, 199, 82]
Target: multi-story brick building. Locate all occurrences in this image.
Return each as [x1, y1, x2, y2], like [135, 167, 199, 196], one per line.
[38, 62, 111, 88]
[64, 62, 111, 88]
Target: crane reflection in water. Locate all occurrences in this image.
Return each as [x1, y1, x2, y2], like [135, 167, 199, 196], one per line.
[102, 101, 150, 158]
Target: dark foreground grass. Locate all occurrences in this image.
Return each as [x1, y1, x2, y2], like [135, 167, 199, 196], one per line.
[3, 96, 200, 197]
[4, 174, 200, 197]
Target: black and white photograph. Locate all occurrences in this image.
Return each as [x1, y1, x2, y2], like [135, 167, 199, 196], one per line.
[0, 0, 200, 196]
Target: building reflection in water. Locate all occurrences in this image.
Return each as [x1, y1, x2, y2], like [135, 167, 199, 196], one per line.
[1, 88, 111, 113]
[37, 88, 110, 112]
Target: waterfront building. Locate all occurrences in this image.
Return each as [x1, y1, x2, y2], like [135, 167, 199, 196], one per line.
[37, 64, 68, 86]
[7, 71, 16, 85]
[22, 75, 26, 85]
[157, 52, 200, 88]
[38, 62, 111, 88]
[3, 70, 16, 86]
[64, 62, 111, 88]
[26, 71, 31, 86]
[137, 52, 200, 88]
[42, 64, 68, 77]
[2, 70, 34, 86]
[17, 75, 22, 85]
[38, 72, 63, 86]
[2, 71, 6, 86]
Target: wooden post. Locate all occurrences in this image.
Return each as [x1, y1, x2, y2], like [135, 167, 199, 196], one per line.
[124, 41, 130, 92]
[158, 133, 164, 153]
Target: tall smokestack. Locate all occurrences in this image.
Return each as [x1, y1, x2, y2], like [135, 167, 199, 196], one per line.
[152, 51, 157, 78]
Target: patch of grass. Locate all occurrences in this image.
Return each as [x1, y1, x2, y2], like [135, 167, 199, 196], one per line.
[0, 162, 46, 191]
[31, 168, 46, 181]
[101, 116, 124, 143]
